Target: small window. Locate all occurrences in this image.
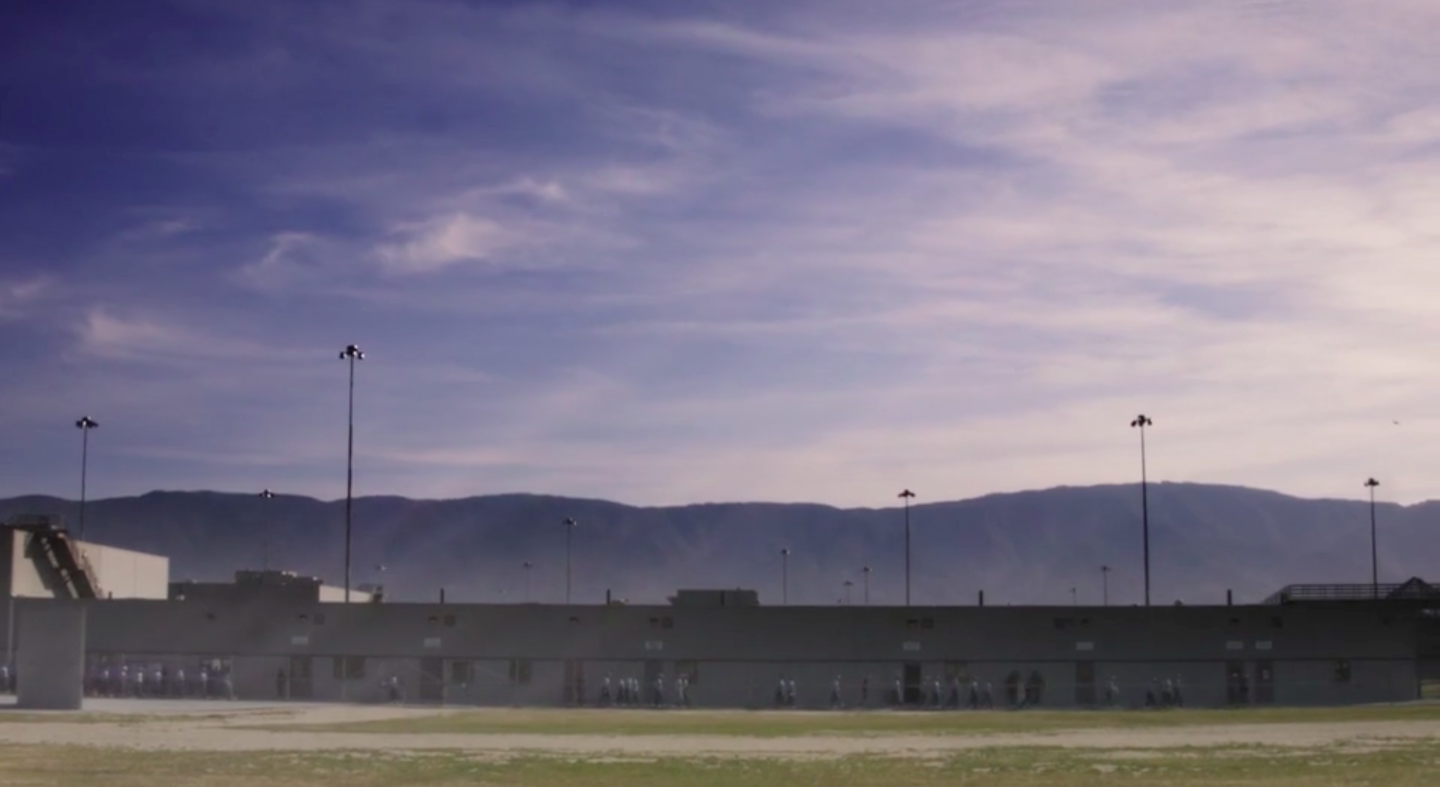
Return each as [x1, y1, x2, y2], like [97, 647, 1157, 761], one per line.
[297, 613, 309, 622]
[450, 661, 473, 684]
[509, 659, 533, 686]
[1053, 618, 1073, 630]
[1079, 617, 1091, 626]
[906, 618, 919, 629]
[569, 615, 581, 624]
[1228, 617, 1240, 625]
[649, 617, 660, 626]
[427, 615, 439, 624]
[443, 614, 456, 627]
[676, 659, 699, 685]
[332, 656, 365, 681]
[1334, 660, 1352, 683]
[920, 618, 934, 630]
[661, 616, 674, 629]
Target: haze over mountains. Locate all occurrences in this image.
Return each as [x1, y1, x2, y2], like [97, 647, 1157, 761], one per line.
[1, 483, 1433, 607]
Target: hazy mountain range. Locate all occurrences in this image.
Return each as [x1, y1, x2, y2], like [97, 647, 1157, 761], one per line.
[1, 483, 1433, 606]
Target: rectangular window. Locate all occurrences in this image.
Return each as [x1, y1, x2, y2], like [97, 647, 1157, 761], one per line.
[676, 660, 699, 685]
[509, 658, 533, 686]
[1334, 660, 1352, 683]
[332, 656, 365, 681]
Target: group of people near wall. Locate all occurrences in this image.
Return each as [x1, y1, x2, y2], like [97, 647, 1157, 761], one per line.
[84, 658, 236, 699]
[596, 673, 693, 707]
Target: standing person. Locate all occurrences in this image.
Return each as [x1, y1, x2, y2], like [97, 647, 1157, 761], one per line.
[673, 675, 685, 709]
[198, 665, 210, 699]
[967, 679, 979, 710]
[134, 667, 146, 699]
[0, 663, 9, 696]
[1161, 678, 1175, 708]
[860, 675, 869, 707]
[277, 668, 288, 699]
[830, 675, 842, 709]
[892, 674, 903, 707]
[786, 678, 797, 708]
[982, 681, 995, 709]
[174, 666, 186, 698]
[652, 673, 665, 708]
[600, 675, 612, 707]
[776, 675, 787, 708]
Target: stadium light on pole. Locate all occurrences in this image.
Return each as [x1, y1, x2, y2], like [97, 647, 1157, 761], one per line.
[74, 416, 99, 541]
[1101, 565, 1111, 607]
[862, 565, 871, 605]
[899, 489, 916, 606]
[259, 489, 276, 572]
[1365, 478, 1380, 599]
[843, 579, 854, 605]
[1130, 414, 1154, 607]
[780, 548, 790, 605]
[1070, 587, 1078, 606]
[338, 344, 365, 604]
[522, 560, 534, 603]
[563, 517, 577, 604]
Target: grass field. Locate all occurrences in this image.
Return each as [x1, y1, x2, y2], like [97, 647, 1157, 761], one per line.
[2, 702, 1439, 786]
[239, 702, 1440, 737]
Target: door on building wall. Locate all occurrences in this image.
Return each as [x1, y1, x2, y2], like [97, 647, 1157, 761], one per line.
[562, 660, 587, 706]
[418, 657, 445, 704]
[288, 656, 313, 700]
[643, 659, 664, 705]
[1254, 660, 1275, 705]
[1224, 660, 1246, 705]
[1074, 661, 1096, 707]
[902, 662, 922, 705]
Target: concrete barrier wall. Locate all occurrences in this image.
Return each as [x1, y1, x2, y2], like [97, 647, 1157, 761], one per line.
[41, 597, 1430, 709]
[16, 602, 86, 709]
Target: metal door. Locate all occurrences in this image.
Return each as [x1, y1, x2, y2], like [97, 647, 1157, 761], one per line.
[1074, 661, 1096, 707]
[418, 657, 445, 704]
[903, 662, 922, 705]
[288, 656, 313, 700]
[1254, 660, 1275, 705]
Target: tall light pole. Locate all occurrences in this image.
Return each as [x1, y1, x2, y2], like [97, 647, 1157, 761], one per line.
[74, 416, 99, 540]
[259, 489, 275, 571]
[338, 344, 365, 603]
[899, 489, 916, 606]
[563, 517, 577, 604]
[1365, 478, 1380, 599]
[843, 579, 854, 605]
[1100, 565, 1111, 607]
[780, 548, 790, 605]
[1130, 415, 1153, 607]
[522, 560, 533, 603]
[1070, 587, 1078, 606]
[862, 565, 871, 605]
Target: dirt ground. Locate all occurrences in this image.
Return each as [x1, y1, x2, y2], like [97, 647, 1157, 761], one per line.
[3, 700, 1440, 759]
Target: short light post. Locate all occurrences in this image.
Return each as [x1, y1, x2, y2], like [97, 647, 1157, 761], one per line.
[259, 490, 276, 572]
[862, 565, 871, 605]
[899, 489, 916, 606]
[75, 416, 99, 540]
[780, 548, 790, 605]
[1100, 565, 1111, 607]
[1365, 478, 1380, 599]
[563, 517, 577, 604]
[522, 561, 534, 603]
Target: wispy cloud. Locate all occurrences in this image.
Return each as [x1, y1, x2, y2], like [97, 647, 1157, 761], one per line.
[2, 0, 1439, 510]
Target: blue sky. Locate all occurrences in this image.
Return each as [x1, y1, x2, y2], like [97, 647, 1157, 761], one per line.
[2, 0, 1438, 507]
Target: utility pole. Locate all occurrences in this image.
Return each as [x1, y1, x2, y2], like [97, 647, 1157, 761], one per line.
[899, 489, 916, 606]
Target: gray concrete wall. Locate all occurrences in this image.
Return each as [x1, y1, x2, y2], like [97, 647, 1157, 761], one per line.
[16, 601, 86, 710]
[59, 598, 1427, 708]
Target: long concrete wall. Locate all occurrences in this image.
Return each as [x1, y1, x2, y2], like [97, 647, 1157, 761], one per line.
[2, 597, 1420, 709]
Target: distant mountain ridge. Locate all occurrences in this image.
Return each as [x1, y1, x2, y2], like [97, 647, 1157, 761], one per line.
[1, 483, 1434, 607]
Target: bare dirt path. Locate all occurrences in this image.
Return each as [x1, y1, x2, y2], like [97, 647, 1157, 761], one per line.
[2, 702, 1439, 757]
